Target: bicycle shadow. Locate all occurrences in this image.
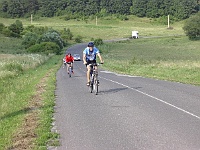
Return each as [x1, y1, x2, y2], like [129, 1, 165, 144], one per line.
[98, 86, 143, 95]
[98, 87, 128, 95]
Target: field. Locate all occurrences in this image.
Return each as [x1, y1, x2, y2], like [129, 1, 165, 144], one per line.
[99, 36, 200, 85]
[0, 15, 185, 41]
[0, 15, 199, 149]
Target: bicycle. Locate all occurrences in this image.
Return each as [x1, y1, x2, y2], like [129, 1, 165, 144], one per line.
[67, 62, 73, 77]
[88, 63, 100, 95]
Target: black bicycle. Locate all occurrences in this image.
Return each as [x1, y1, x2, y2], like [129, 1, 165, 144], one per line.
[67, 62, 73, 77]
[88, 63, 100, 95]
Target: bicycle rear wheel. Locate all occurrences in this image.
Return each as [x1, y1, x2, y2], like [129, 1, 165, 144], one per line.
[68, 67, 72, 77]
[89, 82, 93, 93]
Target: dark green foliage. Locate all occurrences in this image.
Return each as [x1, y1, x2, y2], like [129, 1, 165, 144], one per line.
[61, 28, 73, 41]
[74, 35, 82, 43]
[21, 26, 66, 54]
[22, 32, 38, 49]
[24, 25, 48, 35]
[7, 20, 23, 37]
[94, 38, 103, 46]
[183, 12, 200, 40]
[0, 0, 199, 20]
[38, 29, 64, 49]
[27, 42, 61, 55]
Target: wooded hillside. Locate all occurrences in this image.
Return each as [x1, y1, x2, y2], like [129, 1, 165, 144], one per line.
[0, 0, 199, 20]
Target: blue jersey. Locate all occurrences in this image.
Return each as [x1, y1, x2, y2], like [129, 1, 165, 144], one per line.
[83, 47, 100, 61]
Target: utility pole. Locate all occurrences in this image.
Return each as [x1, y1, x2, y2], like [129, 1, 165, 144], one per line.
[31, 14, 33, 24]
[168, 15, 170, 28]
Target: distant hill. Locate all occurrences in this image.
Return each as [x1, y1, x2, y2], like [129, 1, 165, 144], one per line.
[0, 0, 199, 20]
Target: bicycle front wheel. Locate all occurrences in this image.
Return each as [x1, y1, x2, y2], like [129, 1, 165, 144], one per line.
[94, 79, 98, 95]
[89, 82, 93, 93]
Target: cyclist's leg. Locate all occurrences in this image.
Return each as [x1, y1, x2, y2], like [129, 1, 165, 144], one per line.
[86, 65, 91, 85]
[71, 63, 74, 73]
[67, 63, 70, 73]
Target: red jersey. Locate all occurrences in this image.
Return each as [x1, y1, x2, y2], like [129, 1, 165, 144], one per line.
[66, 55, 74, 63]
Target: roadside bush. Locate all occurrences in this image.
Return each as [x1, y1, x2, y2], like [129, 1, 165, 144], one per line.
[94, 38, 103, 46]
[74, 35, 82, 43]
[183, 12, 200, 40]
[22, 32, 39, 49]
[27, 42, 60, 55]
[61, 28, 73, 40]
[38, 29, 64, 49]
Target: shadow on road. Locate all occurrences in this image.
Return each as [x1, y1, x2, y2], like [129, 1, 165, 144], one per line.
[99, 87, 128, 95]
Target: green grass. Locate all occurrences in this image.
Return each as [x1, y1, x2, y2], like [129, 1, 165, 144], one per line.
[0, 54, 50, 79]
[0, 34, 26, 54]
[99, 36, 200, 85]
[0, 54, 61, 150]
[0, 16, 185, 41]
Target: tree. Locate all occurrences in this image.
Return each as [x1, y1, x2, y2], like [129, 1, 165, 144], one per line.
[183, 12, 200, 40]
[8, 20, 23, 37]
[22, 32, 38, 49]
[38, 29, 64, 49]
[1, 1, 8, 12]
[130, 0, 148, 17]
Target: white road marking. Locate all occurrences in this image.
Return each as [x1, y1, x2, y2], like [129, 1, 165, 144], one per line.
[100, 70, 140, 77]
[100, 76, 200, 120]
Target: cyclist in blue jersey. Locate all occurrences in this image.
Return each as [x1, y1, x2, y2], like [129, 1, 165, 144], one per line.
[83, 42, 104, 86]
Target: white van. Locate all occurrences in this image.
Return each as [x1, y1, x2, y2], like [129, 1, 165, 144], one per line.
[132, 31, 139, 39]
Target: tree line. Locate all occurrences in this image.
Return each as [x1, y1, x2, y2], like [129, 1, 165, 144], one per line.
[0, 0, 199, 20]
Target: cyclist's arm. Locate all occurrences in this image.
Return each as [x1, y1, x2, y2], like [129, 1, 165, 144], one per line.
[83, 53, 87, 64]
[97, 53, 103, 64]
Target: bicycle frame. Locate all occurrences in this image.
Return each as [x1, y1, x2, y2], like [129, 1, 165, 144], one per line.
[89, 63, 99, 95]
[67, 62, 72, 77]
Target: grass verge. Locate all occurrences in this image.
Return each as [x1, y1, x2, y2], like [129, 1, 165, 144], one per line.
[0, 54, 62, 150]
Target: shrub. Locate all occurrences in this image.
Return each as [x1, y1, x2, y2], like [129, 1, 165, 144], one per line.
[74, 35, 82, 43]
[61, 28, 73, 40]
[27, 42, 61, 55]
[94, 38, 103, 46]
[38, 29, 64, 49]
[22, 32, 39, 49]
[183, 12, 200, 40]
[7, 20, 24, 37]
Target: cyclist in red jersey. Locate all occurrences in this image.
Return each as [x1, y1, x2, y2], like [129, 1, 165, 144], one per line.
[65, 53, 74, 74]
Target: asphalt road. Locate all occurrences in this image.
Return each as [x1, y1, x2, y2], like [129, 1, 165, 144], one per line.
[52, 43, 200, 150]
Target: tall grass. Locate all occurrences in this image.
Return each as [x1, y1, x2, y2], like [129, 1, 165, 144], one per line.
[0, 35, 26, 54]
[0, 54, 61, 150]
[0, 54, 50, 79]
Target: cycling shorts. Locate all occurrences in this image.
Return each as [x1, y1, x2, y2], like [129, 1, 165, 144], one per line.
[86, 60, 96, 66]
[66, 62, 73, 64]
